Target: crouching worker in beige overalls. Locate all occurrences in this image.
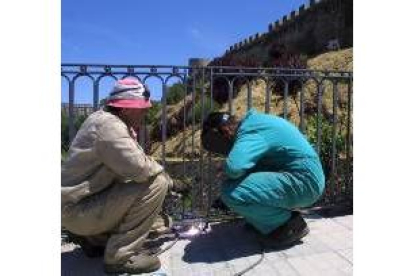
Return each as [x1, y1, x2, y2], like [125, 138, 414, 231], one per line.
[61, 78, 173, 274]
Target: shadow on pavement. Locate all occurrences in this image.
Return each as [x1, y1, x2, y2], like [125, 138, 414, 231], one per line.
[302, 204, 353, 218]
[181, 221, 294, 264]
[61, 247, 105, 276]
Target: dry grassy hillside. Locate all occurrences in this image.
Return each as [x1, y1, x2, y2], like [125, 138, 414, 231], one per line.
[307, 48, 353, 71]
[150, 48, 353, 159]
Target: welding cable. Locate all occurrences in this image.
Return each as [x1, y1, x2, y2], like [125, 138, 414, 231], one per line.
[204, 218, 266, 276]
[153, 230, 180, 257]
[154, 219, 213, 257]
[232, 239, 266, 276]
[153, 218, 267, 276]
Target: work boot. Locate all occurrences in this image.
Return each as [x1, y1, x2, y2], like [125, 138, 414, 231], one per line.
[104, 253, 161, 275]
[145, 214, 177, 255]
[243, 221, 260, 234]
[211, 198, 230, 212]
[148, 213, 174, 239]
[66, 232, 105, 258]
[260, 211, 309, 248]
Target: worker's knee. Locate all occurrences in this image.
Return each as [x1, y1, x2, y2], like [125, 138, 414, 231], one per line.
[220, 180, 245, 207]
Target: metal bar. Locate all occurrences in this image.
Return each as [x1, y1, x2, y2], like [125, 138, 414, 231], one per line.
[190, 70, 196, 213]
[332, 81, 338, 202]
[247, 81, 252, 110]
[62, 71, 351, 81]
[299, 81, 305, 133]
[93, 81, 99, 111]
[139, 116, 146, 149]
[68, 80, 75, 143]
[316, 83, 323, 155]
[207, 69, 214, 218]
[196, 72, 351, 79]
[299, 82, 305, 132]
[228, 81, 234, 115]
[199, 68, 206, 214]
[181, 73, 188, 218]
[283, 80, 289, 119]
[265, 79, 271, 113]
[62, 63, 353, 75]
[346, 79, 353, 197]
[161, 83, 167, 168]
[145, 117, 150, 155]
[182, 75, 188, 178]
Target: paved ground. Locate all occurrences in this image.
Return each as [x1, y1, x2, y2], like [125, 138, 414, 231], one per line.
[61, 213, 353, 276]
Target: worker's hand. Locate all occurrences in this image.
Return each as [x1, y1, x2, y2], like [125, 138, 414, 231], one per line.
[161, 171, 174, 190]
[129, 126, 138, 140]
[170, 178, 191, 197]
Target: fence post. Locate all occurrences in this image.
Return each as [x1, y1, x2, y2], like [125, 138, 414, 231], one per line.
[283, 80, 289, 119]
[317, 82, 324, 155]
[299, 81, 305, 132]
[332, 80, 339, 202]
[265, 79, 271, 113]
[68, 80, 75, 143]
[346, 79, 353, 197]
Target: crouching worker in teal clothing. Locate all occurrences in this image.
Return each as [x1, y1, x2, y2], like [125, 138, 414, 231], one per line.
[201, 109, 325, 247]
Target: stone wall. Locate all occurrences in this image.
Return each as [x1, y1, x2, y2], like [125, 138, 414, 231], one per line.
[221, 0, 352, 60]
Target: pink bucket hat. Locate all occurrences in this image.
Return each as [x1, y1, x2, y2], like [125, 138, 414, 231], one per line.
[106, 78, 152, 109]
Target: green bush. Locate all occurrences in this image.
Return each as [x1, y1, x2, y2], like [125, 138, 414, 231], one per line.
[192, 93, 221, 124]
[145, 101, 162, 126]
[166, 83, 186, 105]
[61, 112, 88, 153]
[306, 115, 346, 176]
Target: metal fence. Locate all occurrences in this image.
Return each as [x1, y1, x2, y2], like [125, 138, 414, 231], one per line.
[62, 64, 353, 219]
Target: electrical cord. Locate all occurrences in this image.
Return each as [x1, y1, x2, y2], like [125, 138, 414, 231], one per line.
[154, 218, 267, 276]
[233, 239, 265, 276]
[153, 230, 180, 257]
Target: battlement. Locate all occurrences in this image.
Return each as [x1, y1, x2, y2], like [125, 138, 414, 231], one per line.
[222, 0, 352, 58]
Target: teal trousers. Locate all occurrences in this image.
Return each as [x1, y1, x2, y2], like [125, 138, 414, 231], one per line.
[221, 158, 324, 235]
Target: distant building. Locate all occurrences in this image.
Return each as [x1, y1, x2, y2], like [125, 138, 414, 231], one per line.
[61, 103, 94, 117]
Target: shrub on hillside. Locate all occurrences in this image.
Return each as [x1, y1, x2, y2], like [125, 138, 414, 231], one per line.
[306, 114, 346, 177]
[61, 112, 88, 153]
[145, 101, 162, 126]
[166, 83, 186, 105]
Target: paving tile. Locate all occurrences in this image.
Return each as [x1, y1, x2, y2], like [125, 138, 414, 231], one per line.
[337, 263, 353, 275]
[248, 260, 281, 276]
[309, 219, 349, 234]
[171, 267, 193, 276]
[62, 214, 353, 276]
[318, 231, 352, 251]
[333, 215, 353, 230]
[264, 249, 287, 261]
[337, 248, 353, 263]
[270, 259, 300, 276]
[281, 240, 316, 258]
[287, 255, 324, 275]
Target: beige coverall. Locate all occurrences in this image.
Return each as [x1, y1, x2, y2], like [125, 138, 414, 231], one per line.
[61, 110, 172, 265]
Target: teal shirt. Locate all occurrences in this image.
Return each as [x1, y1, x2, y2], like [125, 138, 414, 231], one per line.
[225, 109, 319, 179]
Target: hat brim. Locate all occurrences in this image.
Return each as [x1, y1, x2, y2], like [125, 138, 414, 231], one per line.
[106, 99, 152, 109]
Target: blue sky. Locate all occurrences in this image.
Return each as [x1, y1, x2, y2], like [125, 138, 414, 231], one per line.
[62, 0, 308, 103]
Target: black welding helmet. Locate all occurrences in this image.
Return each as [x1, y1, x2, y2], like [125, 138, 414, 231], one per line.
[201, 112, 235, 156]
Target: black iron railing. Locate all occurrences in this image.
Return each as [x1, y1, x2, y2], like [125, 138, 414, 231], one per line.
[62, 64, 353, 219]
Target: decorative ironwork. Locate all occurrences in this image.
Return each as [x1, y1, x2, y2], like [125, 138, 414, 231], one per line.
[61, 64, 353, 218]
[104, 65, 111, 74]
[80, 65, 87, 74]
